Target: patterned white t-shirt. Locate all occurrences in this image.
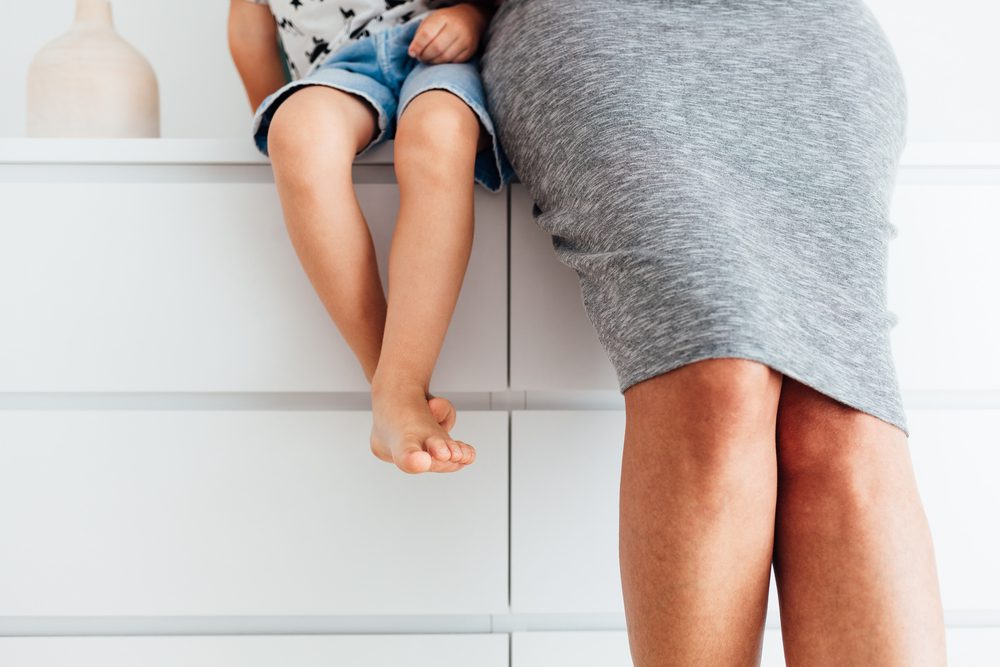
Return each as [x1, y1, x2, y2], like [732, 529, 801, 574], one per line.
[245, 0, 456, 80]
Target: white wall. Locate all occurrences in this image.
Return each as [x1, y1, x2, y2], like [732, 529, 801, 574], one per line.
[2, 0, 256, 139]
[2, 0, 1000, 142]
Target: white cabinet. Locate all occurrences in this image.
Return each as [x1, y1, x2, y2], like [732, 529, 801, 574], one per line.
[510, 178, 1000, 397]
[0, 410, 508, 616]
[907, 409, 1000, 611]
[511, 631, 786, 667]
[510, 410, 625, 613]
[866, 0, 1000, 143]
[510, 409, 1000, 619]
[2, 133, 998, 660]
[512, 631, 634, 667]
[511, 628, 1000, 667]
[888, 184, 1000, 391]
[0, 179, 507, 393]
[510, 409, 781, 619]
[509, 185, 617, 391]
[0, 635, 508, 667]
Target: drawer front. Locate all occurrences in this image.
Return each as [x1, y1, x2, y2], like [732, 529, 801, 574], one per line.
[0, 410, 508, 616]
[512, 630, 785, 667]
[866, 0, 1000, 142]
[512, 628, 1000, 667]
[0, 634, 508, 667]
[511, 179, 996, 395]
[0, 181, 506, 392]
[510, 410, 777, 615]
[511, 409, 1000, 614]
[888, 183, 1000, 391]
[509, 185, 617, 390]
[907, 409, 1000, 611]
[511, 410, 625, 613]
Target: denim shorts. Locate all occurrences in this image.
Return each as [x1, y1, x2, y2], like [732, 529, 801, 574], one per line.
[251, 16, 514, 193]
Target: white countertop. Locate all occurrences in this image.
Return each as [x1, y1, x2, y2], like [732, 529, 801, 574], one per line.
[1, 137, 999, 167]
[0, 137, 393, 165]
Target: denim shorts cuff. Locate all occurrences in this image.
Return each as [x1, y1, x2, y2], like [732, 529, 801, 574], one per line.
[399, 84, 511, 193]
[252, 79, 394, 158]
[476, 121, 516, 194]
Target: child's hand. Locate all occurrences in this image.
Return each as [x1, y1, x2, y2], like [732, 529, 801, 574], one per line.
[407, 3, 492, 64]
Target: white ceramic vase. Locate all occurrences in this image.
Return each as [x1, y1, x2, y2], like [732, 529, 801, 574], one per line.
[26, 0, 160, 137]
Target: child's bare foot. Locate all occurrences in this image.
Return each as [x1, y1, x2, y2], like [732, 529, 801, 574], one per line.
[426, 393, 457, 433]
[369, 385, 476, 473]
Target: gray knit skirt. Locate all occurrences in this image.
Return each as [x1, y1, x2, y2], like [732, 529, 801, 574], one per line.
[481, 0, 910, 435]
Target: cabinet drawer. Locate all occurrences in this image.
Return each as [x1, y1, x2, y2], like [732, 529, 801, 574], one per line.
[888, 184, 1000, 391]
[512, 628, 1000, 666]
[907, 409, 1000, 611]
[0, 634, 508, 667]
[866, 0, 1000, 142]
[511, 409, 1000, 614]
[511, 178, 999, 394]
[0, 181, 507, 392]
[512, 630, 786, 667]
[0, 410, 508, 616]
[510, 411, 775, 614]
[509, 185, 617, 390]
[511, 410, 624, 613]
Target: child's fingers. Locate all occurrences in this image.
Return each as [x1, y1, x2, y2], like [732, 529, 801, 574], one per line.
[422, 29, 460, 62]
[433, 41, 471, 64]
[408, 18, 447, 59]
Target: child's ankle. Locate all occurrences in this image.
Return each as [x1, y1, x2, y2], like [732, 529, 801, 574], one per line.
[371, 376, 429, 399]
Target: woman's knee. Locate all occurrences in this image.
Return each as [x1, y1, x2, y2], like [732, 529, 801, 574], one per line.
[776, 378, 910, 491]
[624, 357, 782, 470]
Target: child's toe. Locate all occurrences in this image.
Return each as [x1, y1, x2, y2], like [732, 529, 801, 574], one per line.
[456, 440, 476, 465]
[396, 435, 433, 474]
[426, 434, 452, 461]
[427, 395, 457, 432]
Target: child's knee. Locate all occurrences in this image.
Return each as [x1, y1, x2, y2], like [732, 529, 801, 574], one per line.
[269, 86, 377, 160]
[396, 88, 481, 148]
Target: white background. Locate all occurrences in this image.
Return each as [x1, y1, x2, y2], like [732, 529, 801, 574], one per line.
[1, 1, 998, 665]
[0, 0, 997, 142]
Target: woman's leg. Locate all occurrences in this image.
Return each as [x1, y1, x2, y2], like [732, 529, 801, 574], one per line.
[772, 377, 947, 666]
[267, 86, 386, 383]
[369, 89, 485, 474]
[619, 358, 783, 666]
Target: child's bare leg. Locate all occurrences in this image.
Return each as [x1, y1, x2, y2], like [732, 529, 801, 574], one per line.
[267, 86, 460, 437]
[370, 89, 485, 474]
[267, 86, 386, 383]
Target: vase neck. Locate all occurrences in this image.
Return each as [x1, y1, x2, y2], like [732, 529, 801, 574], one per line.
[75, 0, 112, 25]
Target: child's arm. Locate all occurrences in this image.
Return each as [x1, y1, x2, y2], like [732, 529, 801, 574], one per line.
[408, 2, 500, 65]
[227, 0, 288, 113]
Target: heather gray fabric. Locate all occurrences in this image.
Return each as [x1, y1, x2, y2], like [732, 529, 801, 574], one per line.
[482, 0, 910, 435]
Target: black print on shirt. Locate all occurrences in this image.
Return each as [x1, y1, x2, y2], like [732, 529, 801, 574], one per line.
[306, 35, 332, 64]
[348, 1, 420, 40]
[273, 0, 427, 78]
[349, 23, 373, 39]
[276, 16, 304, 36]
